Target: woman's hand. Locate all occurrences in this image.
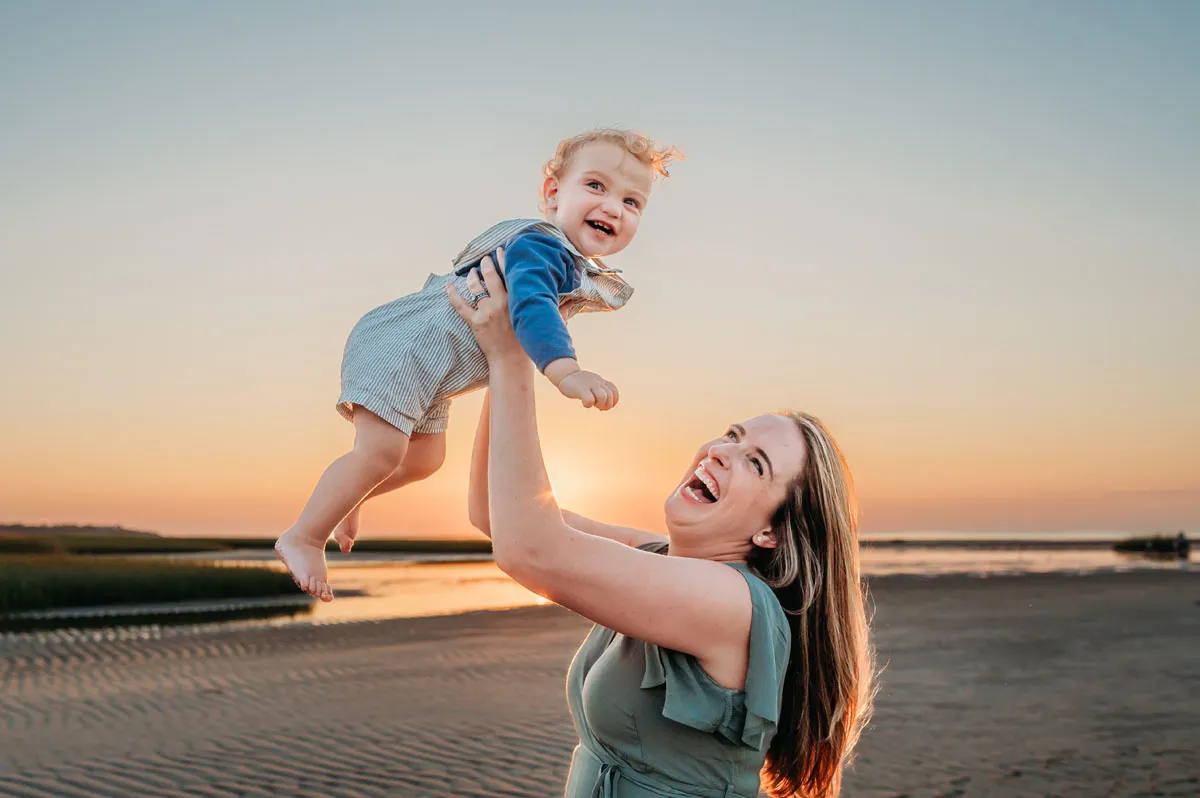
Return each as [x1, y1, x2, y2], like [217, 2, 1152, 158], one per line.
[446, 249, 523, 363]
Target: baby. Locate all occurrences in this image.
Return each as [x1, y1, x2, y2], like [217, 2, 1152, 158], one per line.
[275, 129, 679, 600]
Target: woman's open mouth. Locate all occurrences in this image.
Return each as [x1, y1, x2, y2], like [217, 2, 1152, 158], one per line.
[682, 465, 720, 504]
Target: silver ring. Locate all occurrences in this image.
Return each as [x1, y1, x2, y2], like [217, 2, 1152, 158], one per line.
[473, 289, 490, 302]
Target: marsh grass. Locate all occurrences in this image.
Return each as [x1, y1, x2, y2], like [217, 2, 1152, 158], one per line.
[0, 555, 301, 614]
[0, 534, 231, 555]
[0, 534, 492, 556]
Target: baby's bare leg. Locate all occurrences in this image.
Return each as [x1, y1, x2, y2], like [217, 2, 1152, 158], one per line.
[275, 408, 410, 600]
[334, 431, 447, 553]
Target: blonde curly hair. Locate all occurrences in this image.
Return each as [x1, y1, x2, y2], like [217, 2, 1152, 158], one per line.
[543, 128, 682, 183]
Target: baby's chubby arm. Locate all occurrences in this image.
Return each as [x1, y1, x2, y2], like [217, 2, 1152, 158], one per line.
[499, 234, 620, 411]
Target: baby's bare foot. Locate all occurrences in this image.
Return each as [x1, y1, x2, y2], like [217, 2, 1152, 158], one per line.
[274, 532, 333, 602]
[333, 506, 360, 555]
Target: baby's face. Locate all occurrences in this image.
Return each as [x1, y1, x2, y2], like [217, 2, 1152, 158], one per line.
[544, 141, 654, 258]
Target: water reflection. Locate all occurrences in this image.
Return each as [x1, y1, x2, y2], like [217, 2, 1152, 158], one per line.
[279, 547, 1187, 626]
[303, 561, 547, 624]
[858, 546, 1188, 577]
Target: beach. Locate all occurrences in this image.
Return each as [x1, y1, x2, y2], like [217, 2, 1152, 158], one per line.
[2, 569, 1197, 798]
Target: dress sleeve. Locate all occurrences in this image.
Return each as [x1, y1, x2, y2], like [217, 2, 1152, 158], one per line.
[638, 564, 791, 750]
[730, 567, 791, 750]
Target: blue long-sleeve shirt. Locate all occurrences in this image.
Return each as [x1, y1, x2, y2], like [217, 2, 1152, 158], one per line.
[484, 231, 581, 372]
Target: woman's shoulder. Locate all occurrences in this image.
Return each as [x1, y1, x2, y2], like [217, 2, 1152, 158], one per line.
[638, 547, 790, 690]
[637, 545, 786, 623]
[727, 561, 790, 644]
[638, 544, 788, 636]
[619, 545, 791, 749]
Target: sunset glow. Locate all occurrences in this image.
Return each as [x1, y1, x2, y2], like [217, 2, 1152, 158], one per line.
[2, 3, 1197, 538]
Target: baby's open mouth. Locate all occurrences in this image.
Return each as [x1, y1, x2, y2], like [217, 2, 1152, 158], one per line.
[586, 220, 614, 236]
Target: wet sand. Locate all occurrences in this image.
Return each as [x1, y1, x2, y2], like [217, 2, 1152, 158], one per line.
[1, 569, 1197, 797]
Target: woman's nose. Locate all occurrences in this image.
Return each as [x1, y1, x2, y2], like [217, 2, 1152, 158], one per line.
[707, 443, 732, 467]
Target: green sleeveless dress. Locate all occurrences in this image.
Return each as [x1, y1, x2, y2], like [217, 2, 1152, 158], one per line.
[563, 542, 792, 798]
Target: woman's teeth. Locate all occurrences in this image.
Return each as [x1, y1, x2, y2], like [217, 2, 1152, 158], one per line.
[685, 466, 719, 503]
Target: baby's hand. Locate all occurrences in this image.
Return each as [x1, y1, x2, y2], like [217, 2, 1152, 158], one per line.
[557, 370, 619, 411]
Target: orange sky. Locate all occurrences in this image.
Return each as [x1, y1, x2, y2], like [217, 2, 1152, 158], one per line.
[3, 380, 1197, 538]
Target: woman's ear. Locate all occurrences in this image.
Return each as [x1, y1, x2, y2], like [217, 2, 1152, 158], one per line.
[753, 530, 778, 549]
[542, 176, 559, 211]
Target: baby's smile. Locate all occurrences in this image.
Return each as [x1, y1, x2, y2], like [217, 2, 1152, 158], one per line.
[586, 219, 615, 236]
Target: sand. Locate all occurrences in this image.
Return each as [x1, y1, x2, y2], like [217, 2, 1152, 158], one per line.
[1, 569, 1197, 797]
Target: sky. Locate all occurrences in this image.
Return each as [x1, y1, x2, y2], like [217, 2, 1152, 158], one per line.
[2, 1, 1198, 538]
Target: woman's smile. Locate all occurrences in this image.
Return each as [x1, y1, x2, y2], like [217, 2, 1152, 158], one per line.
[682, 462, 722, 504]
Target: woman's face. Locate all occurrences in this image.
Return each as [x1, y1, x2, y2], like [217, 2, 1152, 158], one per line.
[664, 414, 808, 548]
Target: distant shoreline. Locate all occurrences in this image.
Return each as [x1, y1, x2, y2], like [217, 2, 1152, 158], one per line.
[3, 524, 1189, 554]
[0, 528, 493, 556]
[0, 524, 158, 538]
[863, 538, 1117, 550]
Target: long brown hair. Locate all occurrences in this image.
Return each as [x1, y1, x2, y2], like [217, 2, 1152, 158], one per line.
[748, 412, 875, 798]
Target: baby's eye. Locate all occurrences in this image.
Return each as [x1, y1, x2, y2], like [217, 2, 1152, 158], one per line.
[586, 180, 603, 191]
[624, 198, 640, 209]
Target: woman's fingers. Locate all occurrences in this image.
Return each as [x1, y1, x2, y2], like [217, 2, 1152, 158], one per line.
[445, 283, 474, 321]
[477, 256, 497, 294]
[445, 248, 523, 362]
[478, 252, 507, 301]
[465, 268, 484, 296]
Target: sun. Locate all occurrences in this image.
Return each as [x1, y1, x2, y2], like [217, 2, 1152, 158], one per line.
[542, 454, 597, 510]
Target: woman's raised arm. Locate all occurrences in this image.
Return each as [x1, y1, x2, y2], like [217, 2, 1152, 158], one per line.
[463, 274, 665, 548]
[467, 391, 493, 537]
[447, 254, 751, 668]
[468, 391, 665, 549]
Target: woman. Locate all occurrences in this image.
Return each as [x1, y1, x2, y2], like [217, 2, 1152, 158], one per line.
[446, 254, 874, 798]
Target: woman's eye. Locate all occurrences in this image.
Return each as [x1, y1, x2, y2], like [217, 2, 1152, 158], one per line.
[751, 457, 764, 476]
[724, 431, 737, 441]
